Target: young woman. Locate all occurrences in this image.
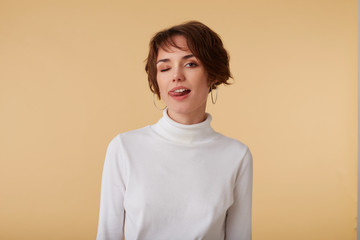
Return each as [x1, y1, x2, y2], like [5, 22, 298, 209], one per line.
[97, 21, 253, 240]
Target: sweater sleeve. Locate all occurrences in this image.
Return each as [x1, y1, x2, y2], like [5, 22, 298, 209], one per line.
[225, 148, 253, 240]
[96, 136, 126, 240]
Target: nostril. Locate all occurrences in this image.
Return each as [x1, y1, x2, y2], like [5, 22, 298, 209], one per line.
[173, 76, 183, 82]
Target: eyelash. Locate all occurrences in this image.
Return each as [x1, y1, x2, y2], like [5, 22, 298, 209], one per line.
[160, 62, 198, 72]
[185, 62, 197, 68]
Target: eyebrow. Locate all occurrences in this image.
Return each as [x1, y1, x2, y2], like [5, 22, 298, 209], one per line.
[156, 54, 195, 64]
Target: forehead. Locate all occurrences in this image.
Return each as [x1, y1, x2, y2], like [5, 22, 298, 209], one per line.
[157, 35, 191, 56]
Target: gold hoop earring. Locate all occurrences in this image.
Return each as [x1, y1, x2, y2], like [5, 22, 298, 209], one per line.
[210, 85, 218, 104]
[153, 93, 166, 110]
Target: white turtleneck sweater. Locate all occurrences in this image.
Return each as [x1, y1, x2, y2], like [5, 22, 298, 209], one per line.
[96, 110, 253, 240]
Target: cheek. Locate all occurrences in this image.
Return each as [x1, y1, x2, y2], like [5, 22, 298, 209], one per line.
[196, 73, 210, 95]
[156, 75, 163, 90]
[156, 76, 167, 97]
[200, 86, 210, 100]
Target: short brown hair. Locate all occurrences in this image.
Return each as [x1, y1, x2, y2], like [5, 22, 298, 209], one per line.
[145, 20, 232, 98]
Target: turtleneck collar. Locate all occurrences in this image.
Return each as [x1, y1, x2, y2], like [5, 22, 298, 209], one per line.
[150, 108, 217, 145]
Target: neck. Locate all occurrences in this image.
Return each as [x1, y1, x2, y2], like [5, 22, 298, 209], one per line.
[167, 107, 207, 125]
[150, 108, 216, 144]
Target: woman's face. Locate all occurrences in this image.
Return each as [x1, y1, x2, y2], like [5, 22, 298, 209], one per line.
[156, 35, 209, 122]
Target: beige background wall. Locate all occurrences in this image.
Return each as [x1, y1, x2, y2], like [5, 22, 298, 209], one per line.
[0, 0, 357, 239]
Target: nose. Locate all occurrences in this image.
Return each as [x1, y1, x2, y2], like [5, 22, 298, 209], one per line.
[172, 67, 184, 82]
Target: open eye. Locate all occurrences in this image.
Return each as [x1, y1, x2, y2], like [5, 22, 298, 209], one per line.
[185, 62, 197, 68]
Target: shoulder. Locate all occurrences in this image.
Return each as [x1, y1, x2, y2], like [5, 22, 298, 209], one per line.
[215, 134, 253, 178]
[212, 132, 253, 166]
[107, 126, 153, 148]
[216, 132, 250, 152]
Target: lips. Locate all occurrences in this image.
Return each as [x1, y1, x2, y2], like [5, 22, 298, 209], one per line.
[169, 86, 191, 97]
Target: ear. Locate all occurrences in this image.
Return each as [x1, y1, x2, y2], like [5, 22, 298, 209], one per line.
[208, 79, 218, 87]
[208, 80, 217, 93]
[210, 80, 219, 88]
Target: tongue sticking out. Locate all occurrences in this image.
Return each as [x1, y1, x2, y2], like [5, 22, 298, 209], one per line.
[170, 90, 191, 97]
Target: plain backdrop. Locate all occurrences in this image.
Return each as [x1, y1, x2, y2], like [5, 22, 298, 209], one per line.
[0, 0, 357, 239]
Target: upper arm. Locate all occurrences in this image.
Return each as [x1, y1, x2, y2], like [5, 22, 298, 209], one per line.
[225, 148, 253, 240]
[96, 136, 126, 240]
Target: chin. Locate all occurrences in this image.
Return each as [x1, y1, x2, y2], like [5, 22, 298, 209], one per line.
[167, 103, 205, 116]
[167, 105, 190, 115]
